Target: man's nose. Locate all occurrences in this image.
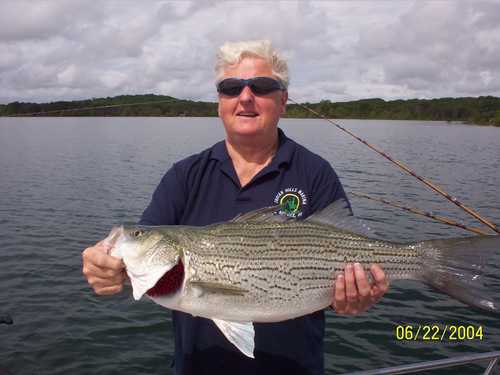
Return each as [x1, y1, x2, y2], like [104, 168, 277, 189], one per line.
[238, 85, 255, 102]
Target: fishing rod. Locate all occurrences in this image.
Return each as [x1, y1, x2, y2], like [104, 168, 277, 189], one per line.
[8, 98, 179, 117]
[287, 98, 499, 235]
[350, 192, 490, 236]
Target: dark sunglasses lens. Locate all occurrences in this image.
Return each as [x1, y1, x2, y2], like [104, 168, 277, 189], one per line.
[217, 77, 282, 96]
[249, 77, 281, 95]
[218, 79, 244, 96]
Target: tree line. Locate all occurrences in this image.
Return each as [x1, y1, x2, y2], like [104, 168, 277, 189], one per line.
[1, 94, 499, 126]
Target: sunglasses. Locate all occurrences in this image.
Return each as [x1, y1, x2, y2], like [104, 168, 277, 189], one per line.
[216, 77, 285, 96]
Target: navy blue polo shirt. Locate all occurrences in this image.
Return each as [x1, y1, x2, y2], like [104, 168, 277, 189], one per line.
[140, 128, 348, 375]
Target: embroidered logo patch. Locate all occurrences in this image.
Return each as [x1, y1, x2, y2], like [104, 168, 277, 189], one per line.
[274, 187, 308, 218]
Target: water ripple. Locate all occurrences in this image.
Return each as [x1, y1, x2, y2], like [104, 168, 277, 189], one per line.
[0, 117, 498, 374]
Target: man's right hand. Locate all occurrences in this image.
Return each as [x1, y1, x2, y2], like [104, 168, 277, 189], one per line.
[82, 241, 127, 295]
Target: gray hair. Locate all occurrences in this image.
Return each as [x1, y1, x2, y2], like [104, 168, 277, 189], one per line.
[215, 40, 289, 89]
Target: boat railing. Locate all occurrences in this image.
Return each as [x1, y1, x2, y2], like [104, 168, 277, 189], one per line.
[343, 350, 500, 375]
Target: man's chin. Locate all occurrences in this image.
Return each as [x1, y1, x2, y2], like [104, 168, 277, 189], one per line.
[235, 115, 260, 124]
[231, 120, 263, 135]
[224, 118, 279, 140]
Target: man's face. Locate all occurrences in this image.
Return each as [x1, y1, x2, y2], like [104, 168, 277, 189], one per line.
[218, 57, 288, 141]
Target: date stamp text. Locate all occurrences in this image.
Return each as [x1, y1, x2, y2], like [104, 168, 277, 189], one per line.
[394, 324, 484, 341]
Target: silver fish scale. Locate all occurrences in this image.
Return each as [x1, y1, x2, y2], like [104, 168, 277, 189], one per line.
[176, 221, 423, 313]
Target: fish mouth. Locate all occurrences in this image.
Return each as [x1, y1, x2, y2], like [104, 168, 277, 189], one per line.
[146, 260, 184, 297]
[104, 226, 125, 251]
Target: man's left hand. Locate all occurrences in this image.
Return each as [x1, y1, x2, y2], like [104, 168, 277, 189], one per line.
[332, 263, 389, 315]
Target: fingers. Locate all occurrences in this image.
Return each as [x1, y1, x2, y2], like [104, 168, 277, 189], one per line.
[343, 264, 365, 315]
[333, 265, 360, 315]
[83, 242, 124, 269]
[82, 241, 126, 295]
[92, 283, 125, 296]
[343, 264, 357, 304]
[371, 264, 389, 290]
[353, 263, 370, 299]
[369, 264, 389, 300]
[353, 263, 372, 313]
[87, 272, 127, 295]
[334, 273, 347, 313]
[85, 262, 126, 283]
[332, 263, 390, 316]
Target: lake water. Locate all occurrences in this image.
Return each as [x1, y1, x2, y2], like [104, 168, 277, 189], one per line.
[0, 117, 499, 374]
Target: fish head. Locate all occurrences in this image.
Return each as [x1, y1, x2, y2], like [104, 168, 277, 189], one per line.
[106, 226, 183, 301]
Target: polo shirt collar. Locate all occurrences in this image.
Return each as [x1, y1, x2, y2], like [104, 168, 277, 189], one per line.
[272, 127, 294, 169]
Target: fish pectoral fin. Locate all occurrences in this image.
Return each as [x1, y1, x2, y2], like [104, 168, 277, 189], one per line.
[189, 281, 248, 296]
[212, 318, 255, 358]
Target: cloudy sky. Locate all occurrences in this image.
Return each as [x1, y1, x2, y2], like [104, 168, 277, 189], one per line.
[1, 0, 499, 104]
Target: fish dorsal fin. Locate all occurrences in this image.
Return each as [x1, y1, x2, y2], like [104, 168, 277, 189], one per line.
[306, 198, 372, 236]
[212, 319, 255, 358]
[231, 205, 291, 223]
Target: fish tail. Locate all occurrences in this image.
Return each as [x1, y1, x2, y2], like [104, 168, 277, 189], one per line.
[418, 235, 500, 313]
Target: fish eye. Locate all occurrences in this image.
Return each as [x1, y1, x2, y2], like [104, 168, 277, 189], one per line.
[133, 229, 145, 237]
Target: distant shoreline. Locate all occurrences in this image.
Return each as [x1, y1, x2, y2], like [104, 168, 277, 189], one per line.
[3, 117, 497, 127]
[1, 94, 499, 126]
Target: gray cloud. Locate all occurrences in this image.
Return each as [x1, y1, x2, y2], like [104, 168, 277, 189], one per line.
[355, 1, 500, 99]
[1, 0, 499, 104]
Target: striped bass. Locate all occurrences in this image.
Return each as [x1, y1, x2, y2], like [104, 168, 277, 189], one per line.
[106, 199, 499, 358]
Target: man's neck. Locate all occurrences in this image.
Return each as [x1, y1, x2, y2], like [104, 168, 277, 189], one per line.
[225, 131, 279, 187]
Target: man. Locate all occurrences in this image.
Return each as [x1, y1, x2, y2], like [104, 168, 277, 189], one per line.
[82, 40, 388, 375]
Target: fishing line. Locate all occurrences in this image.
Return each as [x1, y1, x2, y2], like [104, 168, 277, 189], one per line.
[287, 98, 499, 235]
[351, 192, 490, 235]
